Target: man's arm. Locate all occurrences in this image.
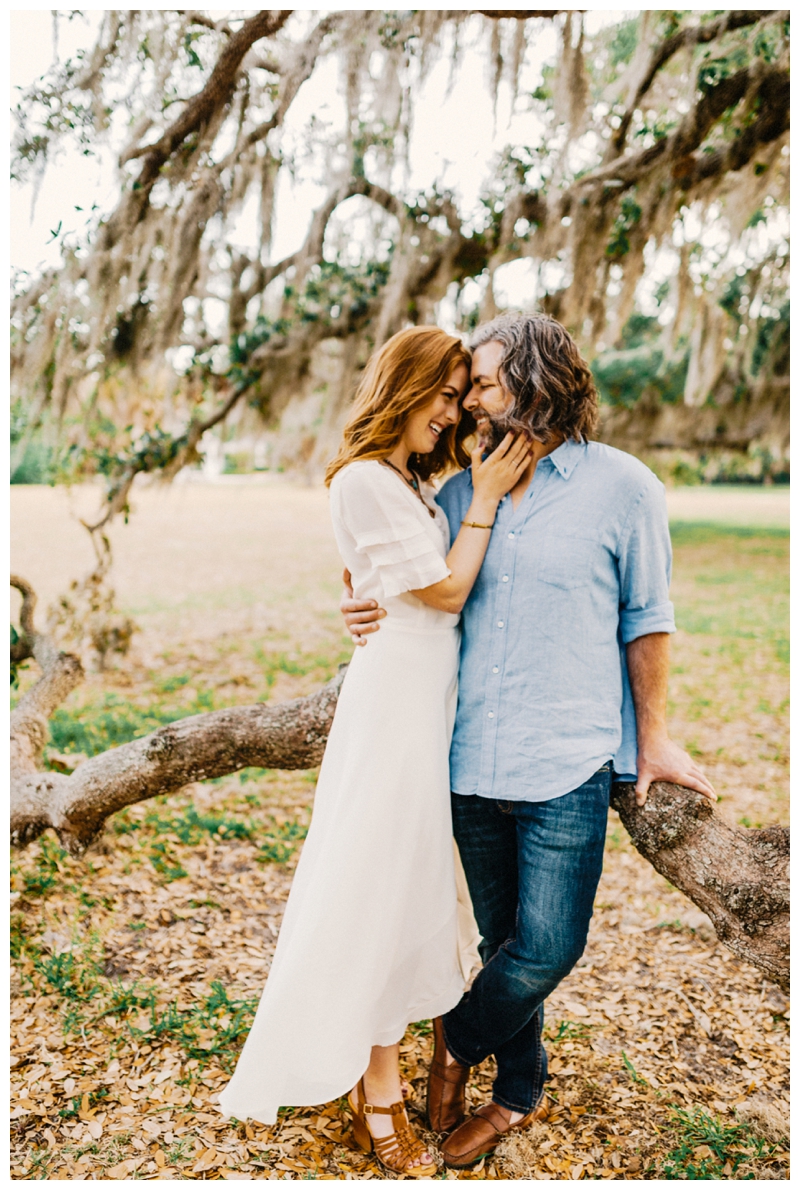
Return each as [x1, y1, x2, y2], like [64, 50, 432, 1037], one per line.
[341, 569, 385, 646]
[626, 632, 716, 806]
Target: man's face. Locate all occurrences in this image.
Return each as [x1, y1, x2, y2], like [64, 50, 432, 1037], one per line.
[464, 340, 514, 450]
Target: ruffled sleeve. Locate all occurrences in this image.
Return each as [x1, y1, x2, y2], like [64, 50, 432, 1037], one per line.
[332, 463, 451, 599]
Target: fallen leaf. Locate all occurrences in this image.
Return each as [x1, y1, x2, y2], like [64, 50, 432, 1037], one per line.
[561, 1000, 589, 1018]
[193, 1147, 220, 1172]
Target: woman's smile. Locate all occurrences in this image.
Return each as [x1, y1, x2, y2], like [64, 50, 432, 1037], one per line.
[401, 361, 470, 457]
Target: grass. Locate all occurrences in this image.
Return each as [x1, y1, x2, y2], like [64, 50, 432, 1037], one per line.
[12, 894, 261, 1073]
[47, 691, 211, 758]
[546, 1019, 597, 1045]
[664, 521, 789, 826]
[254, 645, 351, 691]
[39, 641, 352, 764]
[670, 526, 788, 666]
[621, 1051, 648, 1087]
[112, 798, 307, 871]
[669, 522, 788, 539]
[256, 819, 308, 864]
[659, 1106, 776, 1179]
[37, 948, 105, 1001]
[10, 777, 313, 1079]
[115, 803, 255, 843]
[10, 834, 72, 903]
[118, 980, 260, 1069]
[25, 1149, 52, 1179]
[58, 1088, 110, 1119]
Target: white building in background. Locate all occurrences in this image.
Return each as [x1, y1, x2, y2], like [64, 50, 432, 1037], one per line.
[200, 433, 225, 480]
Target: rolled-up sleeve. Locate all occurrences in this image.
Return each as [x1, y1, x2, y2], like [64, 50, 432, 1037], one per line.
[617, 477, 676, 644]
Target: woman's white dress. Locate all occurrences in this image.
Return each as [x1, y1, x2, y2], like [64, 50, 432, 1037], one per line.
[218, 460, 480, 1126]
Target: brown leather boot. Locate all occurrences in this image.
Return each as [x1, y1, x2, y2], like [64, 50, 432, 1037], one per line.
[426, 1016, 471, 1133]
[441, 1099, 549, 1168]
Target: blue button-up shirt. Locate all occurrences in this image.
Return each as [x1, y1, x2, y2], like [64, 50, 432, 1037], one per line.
[435, 439, 676, 802]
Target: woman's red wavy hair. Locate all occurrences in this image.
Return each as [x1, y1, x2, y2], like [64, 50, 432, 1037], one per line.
[325, 326, 473, 487]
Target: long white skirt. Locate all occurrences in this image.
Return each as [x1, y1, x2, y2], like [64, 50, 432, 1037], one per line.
[218, 621, 479, 1126]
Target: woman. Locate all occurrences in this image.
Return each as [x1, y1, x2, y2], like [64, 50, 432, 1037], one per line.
[218, 326, 531, 1175]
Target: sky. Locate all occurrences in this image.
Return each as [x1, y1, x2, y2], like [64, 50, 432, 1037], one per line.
[9, 8, 627, 312]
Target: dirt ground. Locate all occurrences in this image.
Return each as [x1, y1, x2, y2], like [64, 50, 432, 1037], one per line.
[664, 484, 788, 529]
[10, 481, 789, 1180]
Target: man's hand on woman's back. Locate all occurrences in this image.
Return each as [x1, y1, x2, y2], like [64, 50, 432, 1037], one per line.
[341, 568, 386, 645]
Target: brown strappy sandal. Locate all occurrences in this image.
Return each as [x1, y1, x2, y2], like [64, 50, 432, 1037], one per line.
[348, 1077, 437, 1178]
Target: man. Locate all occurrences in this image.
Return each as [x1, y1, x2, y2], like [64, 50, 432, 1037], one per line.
[341, 313, 715, 1169]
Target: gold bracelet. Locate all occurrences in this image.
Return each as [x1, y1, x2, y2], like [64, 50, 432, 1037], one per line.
[461, 520, 494, 529]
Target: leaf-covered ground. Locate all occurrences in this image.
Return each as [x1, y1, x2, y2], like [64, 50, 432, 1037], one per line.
[10, 486, 789, 1179]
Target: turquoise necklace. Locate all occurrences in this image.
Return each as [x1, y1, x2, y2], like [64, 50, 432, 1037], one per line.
[383, 457, 419, 491]
[382, 459, 436, 517]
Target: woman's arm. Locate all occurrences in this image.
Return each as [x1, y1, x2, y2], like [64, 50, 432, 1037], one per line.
[411, 434, 531, 614]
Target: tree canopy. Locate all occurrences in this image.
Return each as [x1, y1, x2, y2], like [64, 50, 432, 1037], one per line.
[11, 9, 790, 513]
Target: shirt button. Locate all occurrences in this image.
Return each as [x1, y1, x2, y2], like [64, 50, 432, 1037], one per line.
[502, 575, 509, 582]
[497, 620, 504, 628]
[508, 532, 515, 539]
[488, 711, 494, 719]
[492, 666, 499, 674]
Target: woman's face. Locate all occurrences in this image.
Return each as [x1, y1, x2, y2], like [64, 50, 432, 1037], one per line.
[401, 361, 470, 456]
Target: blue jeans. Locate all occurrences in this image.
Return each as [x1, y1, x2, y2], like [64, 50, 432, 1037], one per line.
[442, 766, 611, 1113]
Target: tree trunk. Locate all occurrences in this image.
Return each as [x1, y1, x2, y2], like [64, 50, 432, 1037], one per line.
[10, 579, 788, 992]
[611, 783, 788, 992]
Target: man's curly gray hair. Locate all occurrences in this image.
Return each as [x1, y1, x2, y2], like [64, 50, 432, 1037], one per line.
[470, 313, 599, 443]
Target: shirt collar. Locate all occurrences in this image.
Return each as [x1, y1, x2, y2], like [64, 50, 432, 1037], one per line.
[542, 437, 585, 480]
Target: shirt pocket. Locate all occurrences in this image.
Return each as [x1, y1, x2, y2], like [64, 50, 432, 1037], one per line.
[536, 534, 598, 590]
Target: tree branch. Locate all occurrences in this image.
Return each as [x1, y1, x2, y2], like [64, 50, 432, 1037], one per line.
[612, 783, 789, 992]
[475, 10, 562, 19]
[241, 174, 403, 304]
[11, 670, 346, 855]
[79, 168, 403, 511]
[119, 10, 292, 178]
[71, 11, 124, 93]
[178, 11, 234, 37]
[80, 168, 401, 522]
[572, 58, 788, 197]
[606, 11, 778, 161]
[10, 578, 84, 780]
[10, 638, 34, 666]
[234, 13, 340, 159]
[11, 575, 37, 642]
[247, 54, 283, 75]
[671, 69, 789, 191]
[81, 467, 141, 535]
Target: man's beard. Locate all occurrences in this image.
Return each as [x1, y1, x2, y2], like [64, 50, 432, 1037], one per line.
[477, 413, 516, 453]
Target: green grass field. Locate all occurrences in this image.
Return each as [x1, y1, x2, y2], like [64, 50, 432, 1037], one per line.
[668, 524, 788, 828]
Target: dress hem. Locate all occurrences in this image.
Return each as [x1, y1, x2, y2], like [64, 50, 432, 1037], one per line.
[216, 976, 466, 1128]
